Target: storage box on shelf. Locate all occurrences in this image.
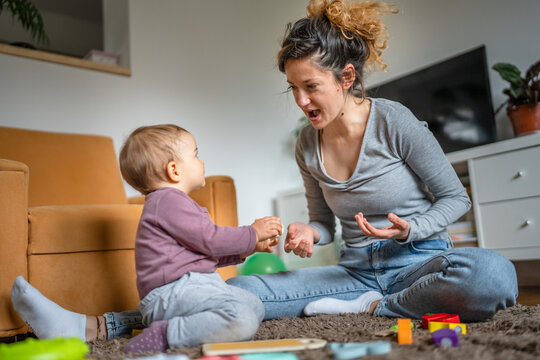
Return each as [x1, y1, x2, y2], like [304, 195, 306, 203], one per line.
[446, 134, 540, 260]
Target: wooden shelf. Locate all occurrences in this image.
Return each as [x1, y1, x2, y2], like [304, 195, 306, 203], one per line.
[0, 43, 130, 77]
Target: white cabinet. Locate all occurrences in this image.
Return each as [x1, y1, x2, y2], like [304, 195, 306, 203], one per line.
[447, 134, 540, 260]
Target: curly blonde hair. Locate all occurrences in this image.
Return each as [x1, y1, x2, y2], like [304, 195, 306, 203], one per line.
[278, 0, 397, 97]
[308, 0, 397, 71]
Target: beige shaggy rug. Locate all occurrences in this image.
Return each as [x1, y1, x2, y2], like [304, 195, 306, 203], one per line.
[88, 304, 540, 359]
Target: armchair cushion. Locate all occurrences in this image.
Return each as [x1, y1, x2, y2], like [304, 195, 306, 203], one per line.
[28, 205, 143, 254]
[0, 126, 127, 207]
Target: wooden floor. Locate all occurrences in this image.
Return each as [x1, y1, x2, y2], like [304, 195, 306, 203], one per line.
[517, 286, 540, 305]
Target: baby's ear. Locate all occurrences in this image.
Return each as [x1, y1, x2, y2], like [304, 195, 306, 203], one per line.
[166, 161, 181, 182]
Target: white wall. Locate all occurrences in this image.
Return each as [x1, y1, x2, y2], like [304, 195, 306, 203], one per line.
[1, 0, 538, 227]
[0, 0, 306, 227]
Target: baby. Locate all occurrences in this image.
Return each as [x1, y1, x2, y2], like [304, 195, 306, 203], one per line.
[119, 124, 282, 353]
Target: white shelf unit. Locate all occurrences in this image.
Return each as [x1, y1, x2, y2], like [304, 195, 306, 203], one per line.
[446, 133, 540, 260]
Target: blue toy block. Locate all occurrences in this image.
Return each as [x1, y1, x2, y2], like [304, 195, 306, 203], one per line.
[329, 341, 392, 359]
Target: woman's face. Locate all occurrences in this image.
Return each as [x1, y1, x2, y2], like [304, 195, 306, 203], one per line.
[285, 58, 347, 130]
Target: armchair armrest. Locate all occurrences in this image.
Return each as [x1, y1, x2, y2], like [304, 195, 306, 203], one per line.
[128, 195, 145, 204]
[0, 159, 29, 336]
[28, 204, 143, 254]
[127, 176, 238, 225]
[190, 176, 239, 280]
[190, 176, 238, 227]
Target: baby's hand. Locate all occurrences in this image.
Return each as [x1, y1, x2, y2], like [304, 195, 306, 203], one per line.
[251, 216, 283, 241]
[255, 237, 279, 253]
[241, 237, 279, 259]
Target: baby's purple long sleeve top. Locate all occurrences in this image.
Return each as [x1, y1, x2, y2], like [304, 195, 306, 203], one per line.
[135, 187, 256, 299]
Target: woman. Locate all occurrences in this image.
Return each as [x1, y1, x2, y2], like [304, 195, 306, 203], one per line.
[12, 0, 517, 343]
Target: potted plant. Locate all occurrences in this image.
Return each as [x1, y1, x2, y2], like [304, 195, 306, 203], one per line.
[492, 59, 540, 136]
[0, 0, 49, 47]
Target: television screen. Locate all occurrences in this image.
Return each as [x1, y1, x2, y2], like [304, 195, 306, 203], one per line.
[368, 45, 497, 153]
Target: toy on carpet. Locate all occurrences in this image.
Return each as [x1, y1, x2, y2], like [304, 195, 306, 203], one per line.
[237, 353, 298, 360]
[198, 354, 298, 360]
[126, 354, 189, 360]
[126, 353, 298, 360]
[421, 313, 460, 328]
[432, 328, 460, 347]
[240, 253, 286, 276]
[428, 321, 467, 334]
[202, 338, 326, 356]
[328, 341, 391, 359]
[397, 318, 413, 345]
[389, 321, 414, 332]
[198, 356, 242, 360]
[0, 336, 88, 360]
[374, 319, 414, 337]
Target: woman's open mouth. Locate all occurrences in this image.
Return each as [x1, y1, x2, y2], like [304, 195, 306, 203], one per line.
[307, 109, 321, 122]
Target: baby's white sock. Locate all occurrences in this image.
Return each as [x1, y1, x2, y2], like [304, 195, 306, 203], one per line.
[303, 290, 383, 316]
[11, 276, 86, 341]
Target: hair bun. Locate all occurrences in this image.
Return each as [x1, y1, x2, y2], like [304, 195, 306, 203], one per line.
[307, 0, 398, 71]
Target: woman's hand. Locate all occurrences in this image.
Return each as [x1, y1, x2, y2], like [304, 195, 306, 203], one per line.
[355, 212, 410, 240]
[284, 222, 315, 258]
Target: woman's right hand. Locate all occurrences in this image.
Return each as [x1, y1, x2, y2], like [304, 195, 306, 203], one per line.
[284, 222, 315, 258]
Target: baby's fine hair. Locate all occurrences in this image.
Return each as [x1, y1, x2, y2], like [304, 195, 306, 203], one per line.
[119, 124, 189, 195]
[278, 0, 397, 98]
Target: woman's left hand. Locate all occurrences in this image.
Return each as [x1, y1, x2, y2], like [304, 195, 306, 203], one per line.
[355, 212, 410, 240]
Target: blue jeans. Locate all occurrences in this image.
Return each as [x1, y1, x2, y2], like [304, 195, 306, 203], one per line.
[105, 239, 518, 338]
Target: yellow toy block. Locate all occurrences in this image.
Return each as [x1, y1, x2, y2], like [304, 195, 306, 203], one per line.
[397, 318, 412, 344]
[449, 323, 467, 334]
[428, 321, 467, 334]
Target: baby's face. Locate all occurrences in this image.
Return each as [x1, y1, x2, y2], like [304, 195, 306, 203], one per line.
[176, 133, 205, 192]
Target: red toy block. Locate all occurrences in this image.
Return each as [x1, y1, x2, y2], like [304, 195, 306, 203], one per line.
[421, 313, 460, 329]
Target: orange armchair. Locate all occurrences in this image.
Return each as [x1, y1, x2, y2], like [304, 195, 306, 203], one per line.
[0, 126, 238, 338]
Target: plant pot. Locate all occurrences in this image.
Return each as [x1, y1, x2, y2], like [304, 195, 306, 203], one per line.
[509, 103, 540, 136]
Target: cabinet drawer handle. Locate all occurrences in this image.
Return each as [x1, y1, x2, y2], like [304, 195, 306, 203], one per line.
[521, 220, 532, 227]
[514, 171, 525, 178]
